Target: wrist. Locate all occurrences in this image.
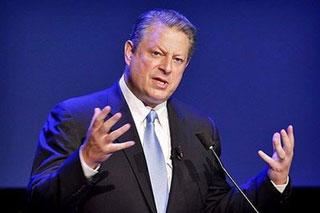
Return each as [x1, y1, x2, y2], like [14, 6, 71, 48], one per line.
[269, 173, 289, 185]
[273, 177, 288, 185]
[80, 144, 100, 169]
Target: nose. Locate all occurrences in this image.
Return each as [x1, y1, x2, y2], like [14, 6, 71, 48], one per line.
[159, 57, 172, 74]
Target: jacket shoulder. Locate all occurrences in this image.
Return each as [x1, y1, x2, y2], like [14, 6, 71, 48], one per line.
[46, 86, 117, 132]
[59, 88, 111, 112]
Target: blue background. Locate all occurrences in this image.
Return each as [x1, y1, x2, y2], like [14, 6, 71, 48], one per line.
[1, 0, 319, 188]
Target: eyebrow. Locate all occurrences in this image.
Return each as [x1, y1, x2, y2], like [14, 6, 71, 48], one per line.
[155, 45, 186, 59]
[155, 45, 167, 55]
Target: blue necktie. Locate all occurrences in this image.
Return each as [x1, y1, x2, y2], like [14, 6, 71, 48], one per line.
[143, 110, 168, 213]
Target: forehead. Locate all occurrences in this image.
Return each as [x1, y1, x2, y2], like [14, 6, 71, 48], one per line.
[139, 23, 190, 53]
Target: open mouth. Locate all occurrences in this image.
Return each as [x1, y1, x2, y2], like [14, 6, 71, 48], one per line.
[152, 77, 168, 89]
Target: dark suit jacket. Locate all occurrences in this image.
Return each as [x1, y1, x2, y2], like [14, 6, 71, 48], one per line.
[28, 83, 291, 213]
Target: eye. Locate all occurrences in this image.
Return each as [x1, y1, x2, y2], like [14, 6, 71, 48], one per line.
[173, 57, 184, 64]
[152, 51, 161, 56]
[152, 51, 162, 57]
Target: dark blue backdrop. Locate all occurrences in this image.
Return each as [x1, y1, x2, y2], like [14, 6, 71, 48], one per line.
[1, 0, 319, 188]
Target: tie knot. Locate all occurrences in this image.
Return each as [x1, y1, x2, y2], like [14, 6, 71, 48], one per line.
[146, 110, 157, 124]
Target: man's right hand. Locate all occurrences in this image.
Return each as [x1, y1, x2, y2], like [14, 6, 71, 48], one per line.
[81, 106, 135, 169]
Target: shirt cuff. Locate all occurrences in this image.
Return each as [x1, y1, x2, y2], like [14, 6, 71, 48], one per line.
[270, 176, 289, 193]
[79, 145, 100, 179]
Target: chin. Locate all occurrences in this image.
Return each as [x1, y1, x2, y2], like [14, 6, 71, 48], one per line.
[145, 96, 168, 106]
[144, 90, 172, 105]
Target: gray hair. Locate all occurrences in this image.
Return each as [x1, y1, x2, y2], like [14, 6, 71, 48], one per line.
[129, 9, 197, 60]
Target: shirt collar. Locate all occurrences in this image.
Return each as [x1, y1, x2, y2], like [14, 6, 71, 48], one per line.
[119, 74, 167, 126]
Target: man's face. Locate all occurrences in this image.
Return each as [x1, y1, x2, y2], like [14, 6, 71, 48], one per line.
[124, 23, 190, 107]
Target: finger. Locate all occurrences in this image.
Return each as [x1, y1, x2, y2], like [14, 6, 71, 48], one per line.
[91, 108, 102, 129]
[96, 106, 112, 121]
[273, 133, 286, 160]
[287, 125, 295, 148]
[90, 107, 100, 123]
[258, 150, 277, 168]
[92, 106, 112, 132]
[107, 123, 131, 142]
[107, 141, 135, 153]
[272, 132, 280, 152]
[272, 135, 276, 150]
[280, 129, 290, 152]
[103, 112, 122, 133]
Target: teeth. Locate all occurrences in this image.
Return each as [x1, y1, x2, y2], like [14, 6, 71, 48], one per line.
[153, 78, 167, 86]
[155, 78, 166, 84]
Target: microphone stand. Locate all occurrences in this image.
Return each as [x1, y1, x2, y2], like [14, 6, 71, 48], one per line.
[208, 145, 259, 213]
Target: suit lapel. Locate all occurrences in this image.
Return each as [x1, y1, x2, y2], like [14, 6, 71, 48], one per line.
[166, 99, 192, 212]
[101, 83, 157, 213]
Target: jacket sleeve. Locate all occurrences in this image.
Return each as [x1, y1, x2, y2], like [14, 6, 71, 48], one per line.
[27, 102, 101, 212]
[204, 118, 292, 213]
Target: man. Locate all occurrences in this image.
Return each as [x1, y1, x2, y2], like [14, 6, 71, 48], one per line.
[28, 9, 294, 213]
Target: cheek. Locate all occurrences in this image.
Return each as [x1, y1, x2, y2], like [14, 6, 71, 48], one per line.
[138, 59, 155, 78]
[131, 60, 150, 83]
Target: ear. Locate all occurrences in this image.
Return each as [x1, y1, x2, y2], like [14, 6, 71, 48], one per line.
[124, 40, 134, 66]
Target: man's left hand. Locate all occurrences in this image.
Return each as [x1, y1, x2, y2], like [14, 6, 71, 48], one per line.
[258, 125, 295, 185]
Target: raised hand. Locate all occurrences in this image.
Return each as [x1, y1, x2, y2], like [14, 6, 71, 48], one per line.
[81, 106, 135, 169]
[258, 125, 294, 184]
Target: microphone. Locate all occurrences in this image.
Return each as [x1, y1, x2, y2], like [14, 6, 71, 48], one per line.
[171, 145, 183, 161]
[196, 133, 259, 213]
